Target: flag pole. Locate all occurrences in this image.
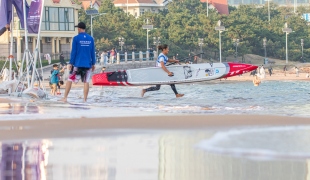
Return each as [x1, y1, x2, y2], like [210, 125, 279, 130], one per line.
[22, 0, 30, 87]
[8, 6, 14, 93]
[30, 0, 45, 89]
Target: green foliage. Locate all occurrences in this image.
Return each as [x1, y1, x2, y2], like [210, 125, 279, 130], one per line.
[81, 0, 310, 61]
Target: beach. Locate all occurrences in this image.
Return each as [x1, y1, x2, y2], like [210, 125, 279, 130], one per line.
[232, 73, 309, 81]
[0, 69, 310, 179]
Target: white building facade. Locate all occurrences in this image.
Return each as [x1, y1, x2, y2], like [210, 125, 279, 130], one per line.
[113, 0, 171, 18]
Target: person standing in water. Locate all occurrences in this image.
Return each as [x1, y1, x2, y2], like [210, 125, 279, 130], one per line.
[60, 22, 96, 103]
[141, 44, 184, 98]
[253, 75, 261, 86]
[283, 65, 287, 76]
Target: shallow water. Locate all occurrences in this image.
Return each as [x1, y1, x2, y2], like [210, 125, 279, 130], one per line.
[1, 80, 310, 120]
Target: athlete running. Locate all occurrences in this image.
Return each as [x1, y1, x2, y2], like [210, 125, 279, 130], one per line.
[141, 44, 184, 98]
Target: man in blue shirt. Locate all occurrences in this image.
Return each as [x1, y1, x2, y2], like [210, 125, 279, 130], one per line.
[60, 22, 96, 103]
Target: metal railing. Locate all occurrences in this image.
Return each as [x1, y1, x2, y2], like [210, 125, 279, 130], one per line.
[100, 51, 158, 64]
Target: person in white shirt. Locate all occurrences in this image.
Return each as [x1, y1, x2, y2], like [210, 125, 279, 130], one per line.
[44, 53, 51, 64]
[295, 66, 299, 77]
[141, 44, 184, 98]
[1, 67, 9, 81]
[100, 51, 105, 65]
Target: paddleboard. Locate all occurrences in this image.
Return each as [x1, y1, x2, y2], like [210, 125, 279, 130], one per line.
[92, 62, 258, 86]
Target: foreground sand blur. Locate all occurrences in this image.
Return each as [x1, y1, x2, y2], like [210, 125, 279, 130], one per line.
[0, 114, 309, 141]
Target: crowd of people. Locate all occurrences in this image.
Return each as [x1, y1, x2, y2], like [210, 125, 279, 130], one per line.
[98, 48, 117, 66]
[250, 64, 306, 87]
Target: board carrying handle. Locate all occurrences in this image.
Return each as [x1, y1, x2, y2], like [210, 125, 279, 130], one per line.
[168, 72, 174, 77]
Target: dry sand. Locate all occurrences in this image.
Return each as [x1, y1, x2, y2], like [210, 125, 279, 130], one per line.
[225, 71, 310, 82]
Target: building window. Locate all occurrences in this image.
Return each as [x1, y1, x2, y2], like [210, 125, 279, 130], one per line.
[140, 9, 144, 16]
[42, 7, 75, 31]
[45, 37, 51, 43]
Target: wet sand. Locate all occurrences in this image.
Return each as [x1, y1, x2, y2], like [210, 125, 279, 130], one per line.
[0, 96, 19, 103]
[0, 114, 309, 141]
[1, 115, 309, 180]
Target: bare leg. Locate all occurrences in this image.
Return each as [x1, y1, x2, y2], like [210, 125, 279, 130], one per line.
[59, 81, 72, 102]
[83, 82, 89, 102]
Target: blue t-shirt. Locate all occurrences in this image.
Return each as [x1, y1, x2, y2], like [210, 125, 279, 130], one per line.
[70, 32, 96, 68]
[50, 70, 59, 84]
[156, 53, 168, 67]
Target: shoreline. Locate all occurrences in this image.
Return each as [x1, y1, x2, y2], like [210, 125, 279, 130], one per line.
[223, 72, 309, 81]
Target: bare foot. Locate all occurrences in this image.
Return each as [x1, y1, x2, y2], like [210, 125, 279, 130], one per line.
[141, 89, 146, 97]
[58, 98, 67, 103]
[176, 94, 184, 98]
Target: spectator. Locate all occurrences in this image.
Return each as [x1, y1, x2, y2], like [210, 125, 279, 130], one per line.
[268, 66, 273, 76]
[50, 64, 60, 96]
[295, 66, 299, 77]
[283, 65, 287, 76]
[60, 22, 96, 103]
[193, 56, 198, 64]
[1, 67, 9, 81]
[44, 53, 51, 64]
[100, 51, 105, 65]
[110, 48, 116, 64]
[59, 53, 67, 66]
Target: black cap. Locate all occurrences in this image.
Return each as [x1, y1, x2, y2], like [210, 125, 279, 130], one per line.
[75, 22, 86, 29]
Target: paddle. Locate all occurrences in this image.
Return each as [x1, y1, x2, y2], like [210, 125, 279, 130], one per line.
[166, 52, 205, 66]
[165, 52, 204, 77]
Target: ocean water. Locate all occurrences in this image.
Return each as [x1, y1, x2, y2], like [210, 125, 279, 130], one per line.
[0, 80, 310, 120]
[77, 80, 310, 117]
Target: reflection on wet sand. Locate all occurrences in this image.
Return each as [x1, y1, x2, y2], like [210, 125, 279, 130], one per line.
[0, 103, 40, 114]
[158, 132, 307, 180]
[0, 140, 50, 180]
[1, 131, 309, 180]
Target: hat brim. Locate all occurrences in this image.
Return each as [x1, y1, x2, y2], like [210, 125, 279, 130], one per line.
[75, 26, 85, 29]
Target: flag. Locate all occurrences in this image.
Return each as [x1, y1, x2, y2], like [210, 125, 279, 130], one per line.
[27, 0, 43, 34]
[0, 0, 8, 36]
[0, 0, 29, 36]
[7, 0, 29, 29]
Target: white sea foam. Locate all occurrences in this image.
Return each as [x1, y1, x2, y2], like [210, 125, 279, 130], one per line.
[197, 126, 310, 160]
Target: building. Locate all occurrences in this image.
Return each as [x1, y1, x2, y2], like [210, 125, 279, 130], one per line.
[81, 0, 101, 10]
[113, 0, 171, 18]
[0, 0, 80, 62]
[200, 0, 229, 15]
[226, 0, 308, 6]
[113, 0, 229, 18]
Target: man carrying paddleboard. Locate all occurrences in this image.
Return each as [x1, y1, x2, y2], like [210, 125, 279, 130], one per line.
[141, 44, 184, 98]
